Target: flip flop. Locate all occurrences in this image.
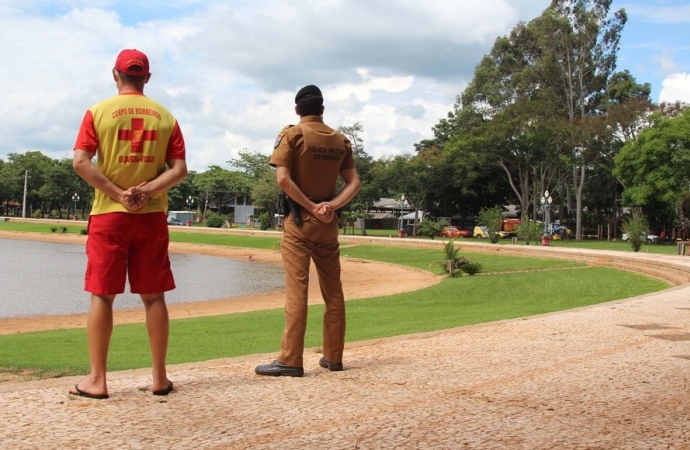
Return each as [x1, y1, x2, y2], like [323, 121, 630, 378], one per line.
[69, 384, 109, 400]
[152, 380, 174, 396]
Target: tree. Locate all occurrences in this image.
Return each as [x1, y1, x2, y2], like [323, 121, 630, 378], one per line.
[338, 123, 379, 235]
[613, 108, 690, 229]
[0, 159, 22, 211]
[621, 212, 648, 252]
[417, 219, 444, 240]
[228, 149, 271, 181]
[38, 158, 88, 218]
[6, 151, 55, 217]
[417, 105, 511, 219]
[476, 205, 505, 243]
[539, 0, 627, 239]
[167, 171, 199, 213]
[193, 165, 252, 218]
[251, 170, 281, 225]
[449, 0, 627, 237]
[588, 70, 653, 237]
[455, 10, 575, 223]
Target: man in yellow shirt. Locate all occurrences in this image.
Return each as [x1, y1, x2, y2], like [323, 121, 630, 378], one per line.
[70, 49, 187, 399]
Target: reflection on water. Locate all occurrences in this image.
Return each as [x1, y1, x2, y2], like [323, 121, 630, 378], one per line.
[0, 239, 285, 318]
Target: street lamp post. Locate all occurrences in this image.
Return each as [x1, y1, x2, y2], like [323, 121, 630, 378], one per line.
[540, 190, 552, 237]
[71, 193, 80, 220]
[186, 195, 194, 226]
[399, 194, 406, 231]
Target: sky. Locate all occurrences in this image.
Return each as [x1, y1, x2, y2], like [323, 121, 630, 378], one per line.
[1, 0, 689, 172]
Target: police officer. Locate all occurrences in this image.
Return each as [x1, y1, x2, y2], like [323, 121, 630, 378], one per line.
[255, 85, 360, 377]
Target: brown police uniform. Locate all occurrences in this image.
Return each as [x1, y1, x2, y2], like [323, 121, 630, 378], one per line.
[269, 115, 355, 367]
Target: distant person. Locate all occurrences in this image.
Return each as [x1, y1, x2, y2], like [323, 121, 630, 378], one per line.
[255, 85, 360, 377]
[70, 49, 187, 399]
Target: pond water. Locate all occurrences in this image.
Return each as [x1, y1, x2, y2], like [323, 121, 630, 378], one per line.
[0, 239, 285, 318]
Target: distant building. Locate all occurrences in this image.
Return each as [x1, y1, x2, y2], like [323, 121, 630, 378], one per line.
[168, 211, 195, 223]
[205, 194, 255, 224]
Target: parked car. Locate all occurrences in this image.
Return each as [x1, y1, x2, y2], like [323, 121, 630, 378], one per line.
[622, 232, 659, 243]
[440, 226, 468, 238]
[473, 226, 508, 239]
[403, 224, 415, 236]
[551, 225, 571, 240]
[167, 217, 184, 226]
[473, 226, 489, 238]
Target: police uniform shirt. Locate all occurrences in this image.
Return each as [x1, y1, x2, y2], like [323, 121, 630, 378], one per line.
[270, 116, 355, 199]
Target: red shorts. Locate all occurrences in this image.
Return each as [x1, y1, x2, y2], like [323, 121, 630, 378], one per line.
[85, 212, 175, 295]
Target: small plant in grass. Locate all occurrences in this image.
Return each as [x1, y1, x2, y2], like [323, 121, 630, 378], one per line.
[459, 261, 483, 276]
[79, 228, 88, 235]
[430, 238, 481, 276]
[449, 268, 463, 278]
[58, 227, 67, 233]
[50, 227, 57, 233]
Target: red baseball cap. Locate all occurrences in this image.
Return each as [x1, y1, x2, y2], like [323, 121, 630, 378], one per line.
[114, 49, 150, 76]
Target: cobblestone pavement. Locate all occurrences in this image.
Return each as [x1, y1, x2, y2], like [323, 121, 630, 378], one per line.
[1, 249, 689, 449]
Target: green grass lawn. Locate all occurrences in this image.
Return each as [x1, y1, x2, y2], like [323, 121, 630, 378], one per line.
[0, 219, 671, 379]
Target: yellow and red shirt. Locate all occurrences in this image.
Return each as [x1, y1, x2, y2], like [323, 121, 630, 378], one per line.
[74, 93, 186, 215]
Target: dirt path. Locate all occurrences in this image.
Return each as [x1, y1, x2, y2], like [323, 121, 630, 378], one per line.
[0, 230, 441, 334]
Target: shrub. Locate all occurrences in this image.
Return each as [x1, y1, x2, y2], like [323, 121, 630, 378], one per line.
[79, 228, 88, 235]
[32, 209, 42, 219]
[50, 227, 57, 233]
[259, 212, 271, 230]
[516, 219, 542, 245]
[621, 213, 648, 253]
[205, 213, 224, 228]
[417, 219, 445, 240]
[58, 227, 67, 233]
[476, 206, 504, 243]
[459, 261, 483, 276]
[449, 269, 463, 278]
[429, 238, 481, 277]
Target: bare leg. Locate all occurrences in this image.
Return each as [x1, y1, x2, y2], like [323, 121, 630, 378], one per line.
[141, 293, 169, 392]
[69, 294, 115, 397]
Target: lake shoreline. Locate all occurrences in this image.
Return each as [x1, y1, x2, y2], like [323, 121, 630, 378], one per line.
[0, 230, 441, 334]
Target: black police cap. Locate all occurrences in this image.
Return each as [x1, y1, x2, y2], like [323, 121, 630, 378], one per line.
[295, 85, 322, 103]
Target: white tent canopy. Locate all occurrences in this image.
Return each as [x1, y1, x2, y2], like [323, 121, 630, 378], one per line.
[402, 210, 424, 220]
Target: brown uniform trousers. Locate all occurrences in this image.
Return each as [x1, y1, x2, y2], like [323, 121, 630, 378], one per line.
[279, 210, 345, 367]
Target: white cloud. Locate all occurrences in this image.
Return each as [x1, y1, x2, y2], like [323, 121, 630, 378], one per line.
[652, 50, 684, 77]
[659, 73, 690, 103]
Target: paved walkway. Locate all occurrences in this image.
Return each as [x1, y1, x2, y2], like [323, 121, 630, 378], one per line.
[1, 244, 689, 449]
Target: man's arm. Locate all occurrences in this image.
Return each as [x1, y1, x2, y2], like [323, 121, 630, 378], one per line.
[128, 157, 188, 199]
[330, 168, 360, 211]
[275, 166, 335, 223]
[73, 149, 127, 202]
[275, 166, 316, 211]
